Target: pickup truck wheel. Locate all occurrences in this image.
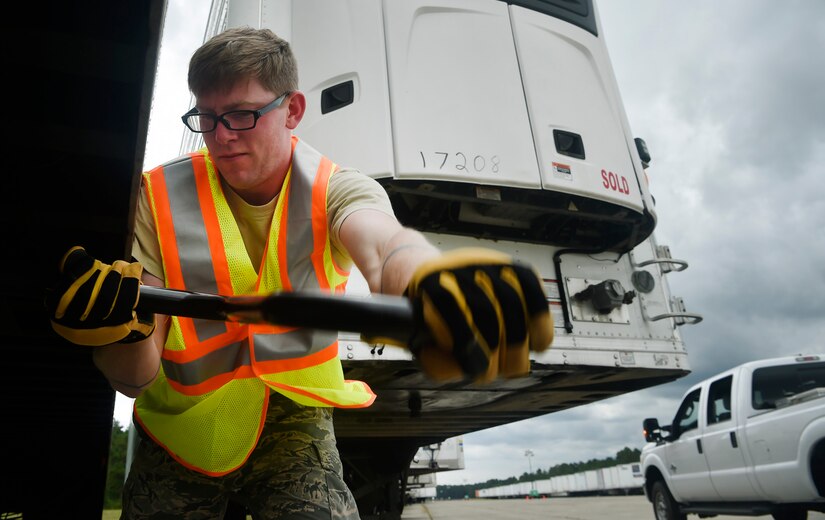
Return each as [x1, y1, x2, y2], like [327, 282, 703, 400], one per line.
[771, 507, 807, 520]
[651, 480, 686, 520]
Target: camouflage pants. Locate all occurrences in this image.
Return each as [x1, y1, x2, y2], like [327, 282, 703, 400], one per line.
[121, 394, 360, 519]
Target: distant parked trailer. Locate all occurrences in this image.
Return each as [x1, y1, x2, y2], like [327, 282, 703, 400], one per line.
[475, 464, 644, 499]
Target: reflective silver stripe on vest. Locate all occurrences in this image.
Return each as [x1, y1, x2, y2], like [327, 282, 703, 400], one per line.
[162, 156, 229, 342]
[285, 139, 321, 293]
[253, 329, 338, 362]
[251, 140, 331, 360]
[161, 340, 249, 387]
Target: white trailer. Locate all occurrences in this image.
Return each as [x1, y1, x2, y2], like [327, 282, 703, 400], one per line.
[409, 436, 465, 474]
[477, 463, 644, 498]
[178, 1, 701, 517]
[405, 435, 465, 503]
[407, 486, 437, 502]
[605, 463, 644, 491]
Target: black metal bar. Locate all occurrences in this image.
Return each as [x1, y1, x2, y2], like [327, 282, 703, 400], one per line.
[137, 285, 415, 345]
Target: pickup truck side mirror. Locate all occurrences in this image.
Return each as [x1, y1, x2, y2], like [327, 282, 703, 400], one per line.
[643, 418, 662, 443]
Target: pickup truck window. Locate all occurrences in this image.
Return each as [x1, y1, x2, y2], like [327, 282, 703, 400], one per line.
[673, 388, 701, 436]
[752, 361, 825, 410]
[707, 375, 733, 424]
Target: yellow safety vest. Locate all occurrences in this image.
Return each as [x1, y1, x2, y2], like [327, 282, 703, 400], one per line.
[134, 136, 375, 476]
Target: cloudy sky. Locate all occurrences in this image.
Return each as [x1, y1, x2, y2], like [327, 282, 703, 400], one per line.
[119, 0, 825, 487]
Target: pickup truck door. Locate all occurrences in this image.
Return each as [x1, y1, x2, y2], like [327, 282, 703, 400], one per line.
[702, 374, 762, 500]
[665, 388, 723, 502]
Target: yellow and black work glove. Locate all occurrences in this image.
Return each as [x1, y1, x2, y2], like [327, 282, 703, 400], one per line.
[45, 246, 155, 346]
[405, 248, 553, 383]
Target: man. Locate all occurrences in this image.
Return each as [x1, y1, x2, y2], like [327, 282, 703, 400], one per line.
[47, 27, 552, 519]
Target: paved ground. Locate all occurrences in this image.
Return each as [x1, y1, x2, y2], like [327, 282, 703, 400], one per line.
[103, 495, 825, 519]
[401, 495, 825, 520]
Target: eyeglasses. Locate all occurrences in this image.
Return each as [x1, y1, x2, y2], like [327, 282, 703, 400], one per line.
[181, 92, 291, 133]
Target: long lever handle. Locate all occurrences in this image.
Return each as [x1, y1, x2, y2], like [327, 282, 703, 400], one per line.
[137, 285, 415, 346]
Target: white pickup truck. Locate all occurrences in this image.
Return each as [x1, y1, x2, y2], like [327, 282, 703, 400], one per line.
[640, 354, 825, 520]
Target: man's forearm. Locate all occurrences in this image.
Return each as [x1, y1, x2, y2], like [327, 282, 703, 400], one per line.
[378, 229, 440, 295]
[338, 209, 440, 295]
[92, 317, 166, 398]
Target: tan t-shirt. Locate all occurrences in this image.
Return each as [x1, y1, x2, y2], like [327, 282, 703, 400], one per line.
[132, 166, 395, 281]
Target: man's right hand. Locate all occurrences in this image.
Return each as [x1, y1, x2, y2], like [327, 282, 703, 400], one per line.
[45, 246, 155, 346]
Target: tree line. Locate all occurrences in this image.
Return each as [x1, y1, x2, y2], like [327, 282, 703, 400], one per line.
[434, 446, 642, 500]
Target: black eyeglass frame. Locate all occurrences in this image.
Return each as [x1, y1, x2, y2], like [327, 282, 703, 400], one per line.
[181, 92, 292, 133]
